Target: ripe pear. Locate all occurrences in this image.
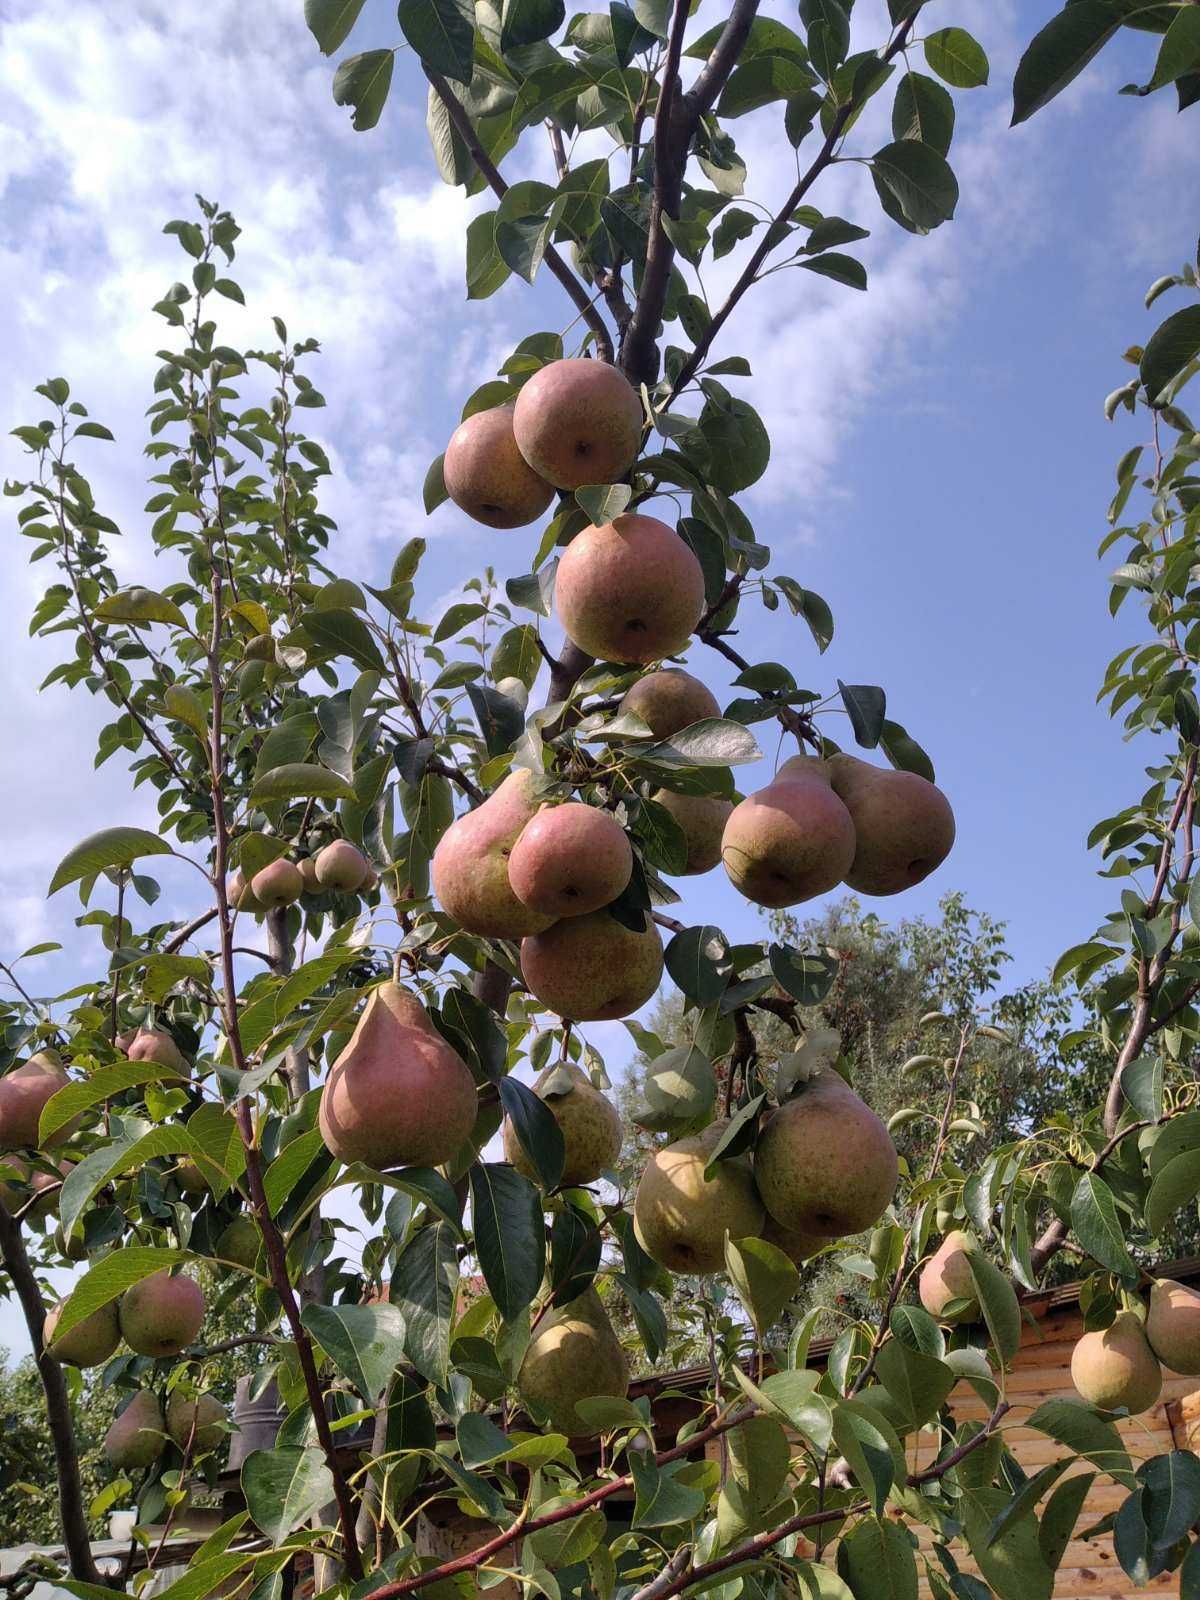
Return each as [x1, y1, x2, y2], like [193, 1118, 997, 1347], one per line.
[125, 1028, 188, 1073]
[1146, 1278, 1200, 1374]
[826, 754, 955, 895]
[721, 756, 856, 909]
[502, 1064, 623, 1186]
[250, 858, 304, 909]
[319, 981, 477, 1169]
[431, 770, 556, 939]
[1071, 1311, 1162, 1413]
[521, 911, 663, 1022]
[104, 1390, 164, 1469]
[228, 869, 263, 914]
[0, 1051, 70, 1151]
[517, 1288, 629, 1434]
[43, 1299, 121, 1368]
[298, 856, 321, 894]
[654, 790, 732, 875]
[443, 402, 555, 529]
[119, 1269, 205, 1357]
[512, 358, 642, 490]
[754, 1071, 898, 1240]
[919, 1231, 980, 1324]
[315, 839, 370, 893]
[508, 802, 633, 918]
[619, 668, 720, 739]
[166, 1390, 227, 1453]
[555, 515, 705, 664]
[216, 1214, 261, 1272]
[633, 1122, 765, 1274]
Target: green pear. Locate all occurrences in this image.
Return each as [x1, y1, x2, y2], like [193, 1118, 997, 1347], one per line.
[555, 514, 705, 664]
[1146, 1278, 1200, 1374]
[1071, 1311, 1162, 1413]
[918, 1231, 980, 1324]
[633, 1122, 765, 1274]
[619, 668, 720, 738]
[0, 1156, 71, 1219]
[250, 858, 304, 908]
[43, 1299, 121, 1368]
[166, 1390, 227, 1453]
[502, 1064, 623, 1185]
[511, 358, 642, 490]
[653, 790, 732, 875]
[754, 1071, 898, 1240]
[508, 802, 633, 918]
[431, 769, 556, 938]
[119, 1270, 205, 1357]
[174, 1159, 209, 1196]
[826, 753, 955, 895]
[125, 1028, 188, 1072]
[517, 1288, 629, 1434]
[315, 840, 370, 893]
[721, 756, 856, 908]
[443, 402, 555, 528]
[0, 1051, 71, 1151]
[521, 910, 662, 1021]
[216, 1215, 261, 1272]
[103, 1390, 165, 1469]
[319, 981, 477, 1169]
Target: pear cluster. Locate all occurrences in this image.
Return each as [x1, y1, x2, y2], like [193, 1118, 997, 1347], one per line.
[43, 1268, 206, 1373]
[1070, 1277, 1200, 1415]
[722, 753, 955, 911]
[102, 1385, 226, 1470]
[633, 1069, 899, 1275]
[230, 839, 374, 917]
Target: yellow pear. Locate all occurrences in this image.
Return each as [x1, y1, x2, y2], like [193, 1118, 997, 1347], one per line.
[721, 756, 856, 908]
[754, 1071, 897, 1240]
[826, 753, 955, 895]
[315, 840, 370, 893]
[431, 770, 556, 939]
[633, 1122, 765, 1274]
[507, 802, 633, 918]
[517, 1288, 629, 1434]
[918, 1231, 980, 1324]
[511, 359, 642, 490]
[502, 1064, 623, 1186]
[318, 982, 477, 1169]
[555, 514, 705, 664]
[443, 402, 554, 529]
[103, 1390, 164, 1469]
[1071, 1311, 1162, 1413]
[521, 910, 662, 1021]
[1146, 1278, 1200, 1374]
[654, 790, 732, 875]
[619, 668, 720, 738]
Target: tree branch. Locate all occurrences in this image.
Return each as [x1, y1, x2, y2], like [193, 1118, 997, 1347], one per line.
[426, 72, 614, 363]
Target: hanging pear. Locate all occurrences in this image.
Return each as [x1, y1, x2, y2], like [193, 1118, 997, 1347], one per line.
[517, 1288, 629, 1435]
[502, 1064, 623, 1186]
[431, 769, 556, 938]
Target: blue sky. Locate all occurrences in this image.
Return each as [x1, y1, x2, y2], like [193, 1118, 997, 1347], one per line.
[0, 1, 1197, 1348]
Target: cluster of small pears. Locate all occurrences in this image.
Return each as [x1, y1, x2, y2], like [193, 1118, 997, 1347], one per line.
[229, 839, 376, 916]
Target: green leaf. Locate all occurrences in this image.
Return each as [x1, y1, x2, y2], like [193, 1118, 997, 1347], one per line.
[302, 607, 385, 670]
[331, 48, 394, 130]
[800, 252, 866, 290]
[500, 0, 564, 51]
[398, 0, 475, 84]
[871, 140, 958, 230]
[703, 1093, 766, 1175]
[642, 718, 762, 768]
[961, 1485, 1054, 1600]
[1026, 1398, 1134, 1485]
[242, 1446, 334, 1544]
[469, 1162, 545, 1322]
[1140, 306, 1200, 406]
[53, 1247, 191, 1342]
[1070, 1172, 1138, 1280]
[300, 1303, 406, 1400]
[923, 28, 989, 88]
[1011, 3, 1121, 126]
[966, 1253, 1022, 1366]
[263, 1130, 328, 1214]
[1141, 1450, 1200, 1551]
[74, 421, 115, 441]
[391, 1219, 458, 1383]
[434, 601, 486, 642]
[1039, 1470, 1095, 1569]
[892, 71, 955, 155]
[1149, 8, 1200, 90]
[664, 924, 729, 1007]
[768, 945, 838, 1005]
[467, 682, 525, 756]
[249, 763, 356, 804]
[49, 826, 172, 895]
[725, 1234, 800, 1335]
[699, 391, 771, 492]
[575, 482, 632, 524]
[634, 1044, 716, 1133]
[95, 588, 187, 628]
[839, 680, 887, 747]
[1146, 1148, 1200, 1236]
[465, 211, 510, 301]
[830, 1404, 895, 1514]
[984, 1458, 1074, 1547]
[837, 1515, 917, 1600]
[163, 684, 208, 738]
[497, 1076, 565, 1189]
[495, 180, 561, 282]
[876, 1338, 955, 1428]
[305, 0, 367, 53]
[630, 1453, 707, 1528]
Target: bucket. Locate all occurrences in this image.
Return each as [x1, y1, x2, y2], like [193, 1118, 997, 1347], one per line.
[226, 1375, 286, 1472]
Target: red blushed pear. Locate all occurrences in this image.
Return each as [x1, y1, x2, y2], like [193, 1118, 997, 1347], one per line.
[507, 802, 633, 918]
[431, 768, 556, 939]
[443, 402, 555, 529]
[619, 668, 720, 739]
[826, 753, 955, 895]
[119, 1269, 205, 1357]
[555, 514, 705, 665]
[314, 839, 370, 893]
[511, 358, 643, 490]
[250, 857, 304, 909]
[721, 756, 856, 909]
[125, 1028, 189, 1073]
[0, 1051, 71, 1152]
[318, 982, 478, 1170]
[520, 910, 663, 1022]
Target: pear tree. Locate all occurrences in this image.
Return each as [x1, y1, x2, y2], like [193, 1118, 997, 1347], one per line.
[2, 4, 1200, 1598]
